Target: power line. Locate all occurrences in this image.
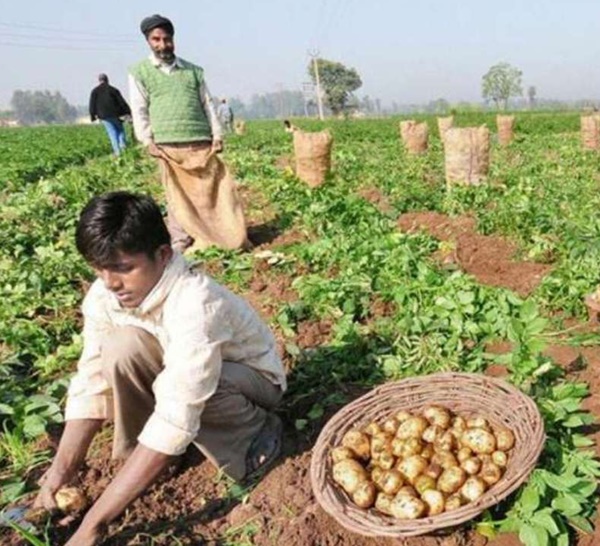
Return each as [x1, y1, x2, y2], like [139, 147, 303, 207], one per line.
[0, 41, 127, 51]
[0, 31, 136, 43]
[0, 21, 132, 38]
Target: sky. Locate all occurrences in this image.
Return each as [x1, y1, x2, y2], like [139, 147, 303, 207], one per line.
[1, 0, 599, 110]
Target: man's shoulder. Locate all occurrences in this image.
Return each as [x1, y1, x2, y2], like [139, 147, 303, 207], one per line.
[177, 58, 203, 72]
[129, 58, 153, 76]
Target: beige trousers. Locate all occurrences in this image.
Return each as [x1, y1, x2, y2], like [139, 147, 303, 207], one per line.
[100, 326, 283, 481]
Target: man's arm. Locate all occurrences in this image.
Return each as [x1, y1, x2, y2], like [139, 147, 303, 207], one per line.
[65, 444, 174, 545]
[128, 74, 153, 146]
[34, 419, 103, 510]
[199, 81, 223, 145]
[89, 89, 97, 122]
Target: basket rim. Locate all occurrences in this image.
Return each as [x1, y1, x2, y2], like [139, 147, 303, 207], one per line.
[310, 372, 546, 538]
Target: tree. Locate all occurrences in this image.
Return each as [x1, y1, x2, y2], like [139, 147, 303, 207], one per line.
[308, 58, 362, 116]
[481, 62, 523, 110]
[10, 90, 77, 125]
[527, 86, 537, 109]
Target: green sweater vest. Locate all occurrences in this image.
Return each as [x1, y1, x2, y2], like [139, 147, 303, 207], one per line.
[130, 58, 212, 144]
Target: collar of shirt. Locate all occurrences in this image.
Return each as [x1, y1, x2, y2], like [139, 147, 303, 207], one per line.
[107, 252, 188, 315]
[148, 53, 183, 71]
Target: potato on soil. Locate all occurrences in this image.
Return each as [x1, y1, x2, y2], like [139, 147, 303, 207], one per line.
[461, 428, 496, 455]
[342, 430, 371, 460]
[55, 487, 87, 514]
[352, 480, 377, 508]
[24, 507, 50, 525]
[437, 466, 467, 494]
[423, 406, 451, 429]
[389, 495, 426, 519]
[332, 459, 368, 494]
[421, 489, 445, 516]
[460, 476, 487, 502]
[495, 428, 515, 451]
[397, 416, 429, 440]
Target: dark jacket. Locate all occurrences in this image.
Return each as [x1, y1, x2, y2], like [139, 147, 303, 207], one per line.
[89, 83, 131, 121]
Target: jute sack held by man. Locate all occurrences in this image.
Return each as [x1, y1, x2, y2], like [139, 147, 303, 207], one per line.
[129, 14, 248, 252]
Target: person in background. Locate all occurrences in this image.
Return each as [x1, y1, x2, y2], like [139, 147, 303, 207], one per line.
[217, 98, 234, 133]
[128, 14, 248, 253]
[89, 74, 131, 157]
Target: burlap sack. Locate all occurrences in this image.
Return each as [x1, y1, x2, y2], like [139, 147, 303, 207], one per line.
[293, 129, 332, 188]
[234, 120, 246, 135]
[399, 120, 428, 154]
[581, 115, 600, 150]
[444, 126, 490, 186]
[157, 143, 247, 251]
[437, 116, 454, 144]
[497, 115, 515, 146]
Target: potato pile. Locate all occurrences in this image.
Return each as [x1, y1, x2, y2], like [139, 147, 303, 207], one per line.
[330, 406, 515, 519]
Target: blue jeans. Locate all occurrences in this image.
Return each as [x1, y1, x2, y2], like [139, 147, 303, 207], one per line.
[101, 118, 126, 155]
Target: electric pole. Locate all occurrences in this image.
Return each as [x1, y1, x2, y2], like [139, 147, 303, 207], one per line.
[308, 49, 325, 120]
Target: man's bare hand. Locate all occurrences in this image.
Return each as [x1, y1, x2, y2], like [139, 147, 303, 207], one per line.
[146, 142, 163, 158]
[211, 139, 223, 154]
[33, 468, 66, 512]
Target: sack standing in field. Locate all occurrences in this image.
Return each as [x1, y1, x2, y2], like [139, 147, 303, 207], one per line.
[128, 14, 248, 252]
[234, 119, 246, 135]
[399, 121, 428, 154]
[581, 115, 600, 150]
[437, 115, 454, 145]
[293, 128, 333, 187]
[496, 115, 515, 146]
[444, 126, 490, 186]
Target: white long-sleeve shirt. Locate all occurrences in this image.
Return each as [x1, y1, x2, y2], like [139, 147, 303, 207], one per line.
[128, 54, 223, 146]
[65, 254, 286, 456]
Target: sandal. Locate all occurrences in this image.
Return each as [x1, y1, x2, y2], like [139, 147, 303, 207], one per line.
[245, 413, 283, 480]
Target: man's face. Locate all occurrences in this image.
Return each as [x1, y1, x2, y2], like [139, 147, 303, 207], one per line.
[147, 27, 175, 63]
[93, 246, 173, 308]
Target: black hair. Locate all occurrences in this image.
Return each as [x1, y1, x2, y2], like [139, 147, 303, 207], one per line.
[76, 191, 170, 266]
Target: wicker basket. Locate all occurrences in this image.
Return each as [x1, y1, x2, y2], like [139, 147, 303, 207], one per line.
[310, 372, 545, 537]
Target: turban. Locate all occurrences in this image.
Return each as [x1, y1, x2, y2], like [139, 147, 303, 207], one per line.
[140, 14, 174, 37]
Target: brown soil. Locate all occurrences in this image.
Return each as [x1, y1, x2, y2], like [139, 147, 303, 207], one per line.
[358, 187, 395, 214]
[397, 212, 551, 296]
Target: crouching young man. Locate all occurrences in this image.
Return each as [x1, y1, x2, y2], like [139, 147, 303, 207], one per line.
[33, 191, 286, 545]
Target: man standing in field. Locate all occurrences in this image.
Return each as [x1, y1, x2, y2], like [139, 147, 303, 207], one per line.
[89, 74, 131, 157]
[129, 14, 248, 253]
[33, 192, 284, 545]
[217, 98, 234, 133]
